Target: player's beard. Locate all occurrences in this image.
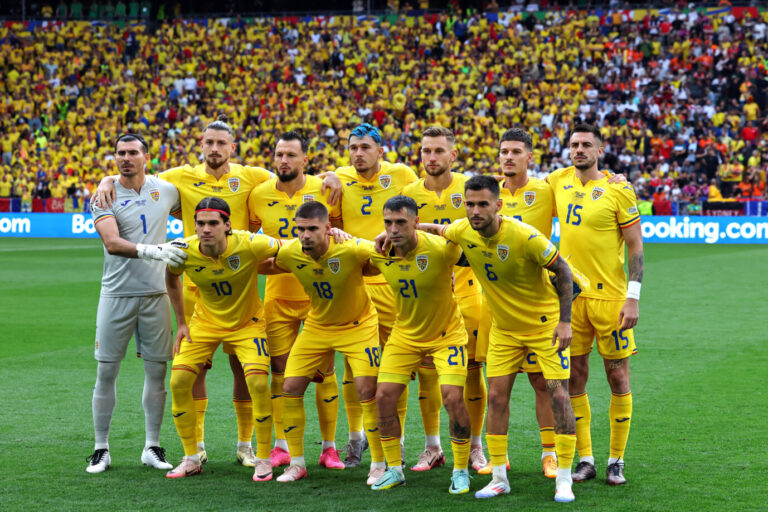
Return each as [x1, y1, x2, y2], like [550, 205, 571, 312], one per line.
[573, 155, 596, 171]
[205, 155, 227, 170]
[277, 168, 301, 182]
[470, 214, 494, 233]
[425, 163, 449, 177]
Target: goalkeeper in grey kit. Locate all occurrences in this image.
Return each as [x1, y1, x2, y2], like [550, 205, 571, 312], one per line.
[85, 134, 187, 473]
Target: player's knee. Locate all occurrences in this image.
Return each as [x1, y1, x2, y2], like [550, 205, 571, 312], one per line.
[375, 386, 398, 410]
[356, 380, 377, 401]
[528, 372, 548, 393]
[605, 361, 630, 393]
[487, 389, 509, 412]
[282, 377, 307, 396]
[170, 366, 197, 392]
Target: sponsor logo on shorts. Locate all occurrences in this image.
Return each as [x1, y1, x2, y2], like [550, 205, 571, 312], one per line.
[497, 244, 509, 261]
[328, 258, 340, 274]
[416, 254, 428, 272]
[379, 175, 391, 189]
[228, 177, 240, 192]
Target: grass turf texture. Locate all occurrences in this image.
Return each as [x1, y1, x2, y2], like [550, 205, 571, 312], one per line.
[1, 239, 766, 511]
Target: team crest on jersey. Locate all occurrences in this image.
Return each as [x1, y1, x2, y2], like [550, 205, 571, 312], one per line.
[303, 194, 315, 203]
[451, 193, 463, 209]
[497, 244, 509, 262]
[228, 177, 240, 193]
[523, 191, 536, 206]
[416, 254, 429, 272]
[591, 187, 604, 201]
[227, 255, 241, 271]
[379, 175, 391, 189]
[328, 258, 341, 274]
[150, 189, 160, 202]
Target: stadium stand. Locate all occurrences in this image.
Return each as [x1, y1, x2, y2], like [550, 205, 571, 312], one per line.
[1, 3, 767, 214]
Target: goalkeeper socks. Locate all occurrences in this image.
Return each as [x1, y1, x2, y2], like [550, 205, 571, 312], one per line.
[570, 392, 593, 458]
[233, 399, 254, 443]
[464, 363, 487, 438]
[417, 365, 442, 439]
[93, 361, 120, 449]
[609, 391, 633, 460]
[270, 372, 285, 443]
[142, 360, 167, 447]
[315, 370, 339, 444]
[170, 365, 200, 456]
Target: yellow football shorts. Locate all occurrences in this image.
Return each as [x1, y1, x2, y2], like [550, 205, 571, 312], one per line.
[366, 283, 396, 345]
[285, 310, 380, 379]
[173, 318, 270, 373]
[457, 292, 482, 360]
[571, 297, 637, 359]
[520, 349, 542, 373]
[486, 322, 570, 380]
[264, 298, 311, 357]
[378, 327, 468, 387]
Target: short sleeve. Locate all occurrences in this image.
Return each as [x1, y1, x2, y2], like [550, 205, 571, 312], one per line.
[247, 187, 262, 225]
[250, 233, 281, 260]
[158, 165, 186, 187]
[90, 197, 114, 225]
[403, 165, 419, 185]
[444, 238, 462, 266]
[354, 238, 375, 264]
[615, 185, 641, 228]
[440, 219, 462, 243]
[523, 225, 559, 268]
[243, 166, 273, 185]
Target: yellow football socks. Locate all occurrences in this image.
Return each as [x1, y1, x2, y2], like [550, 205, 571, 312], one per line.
[170, 365, 200, 456]
[609, 391, 633, 460]
[381, 436, 402, 468]
[193, 397, 207, 447]
[417, 365, 442, 437]
[315, 371, 339, 443]
[244, 367, 272, 460]
[282, 393, 306, 458]
[342, 359, 363, 433]
[361, 397, 385, 463]
[233, 399, 253, 443]
[464, 363, 487, 438]
[540, 426, 555, 454]
[486, 433, 508, 467]
[271, 372, 285, 443]
[555, 433, 577, 470]
[450, 437, 470, 470]
[570, 392, 593, 458]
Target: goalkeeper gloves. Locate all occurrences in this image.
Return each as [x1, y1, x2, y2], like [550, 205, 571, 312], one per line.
[136, 239, 188, 266]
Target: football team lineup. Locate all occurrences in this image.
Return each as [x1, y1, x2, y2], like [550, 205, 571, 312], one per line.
[84, 121, 643, 503]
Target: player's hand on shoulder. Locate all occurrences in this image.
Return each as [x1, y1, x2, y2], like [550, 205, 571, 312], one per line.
[605, 171, 628, 184]
[95, 176, 118, 209]
[137, 239, 188, 266]
[320, 171, 342, 206]
[329, 227, 352, 243]
[373, 230, 390, 255]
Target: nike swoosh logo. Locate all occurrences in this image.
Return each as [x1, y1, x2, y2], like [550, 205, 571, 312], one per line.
[575, 416, 583, 421]
[346, 181, 357, 186]
[417, 203, 427, 209]
[284, 426, 297, 433]
[467, 243, 477, 249]
[267, 201, 278, 206]
[173, 412, 186, 418]
[367, 428, 378, 433]
[271, 394, 281, 400]
[255, 415, 272, 423]
[528, 233, 537, 240]
[467, 397, 482, 402]
[342, 380, 354, 385]
[297, 264, 307, 269]
[615, 417, 630, 423]
[385, 261, 394, 266]
[323, 396, 338, 403]
[193, 182, 205, 187]
[563, 185, 573, 190]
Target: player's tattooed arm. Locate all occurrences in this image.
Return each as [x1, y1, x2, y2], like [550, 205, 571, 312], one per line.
[628, 253, 644, 283]
[416, 223, 444, 236]
[548, 256, 573, 350]
[620, 222, 643, 330]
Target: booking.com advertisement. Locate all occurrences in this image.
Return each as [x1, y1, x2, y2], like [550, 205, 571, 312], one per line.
[0, 213, 767, 244]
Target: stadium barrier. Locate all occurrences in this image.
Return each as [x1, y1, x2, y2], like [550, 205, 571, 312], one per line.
[1, 213, 767, 244]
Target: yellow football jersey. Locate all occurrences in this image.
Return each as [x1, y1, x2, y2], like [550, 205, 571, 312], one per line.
[159, 163, 272, 236]
[275, 238, 374, 328]
[442, 218, 560, 334]
[170, 230, 280, 332]
[247, 175, 342, 301]
[335, 161, 418, 284]
[547, 166, 640, 300]
[499, 177, 555, 238]
[402, 173, 480, 298]
[369, 231, 464, 341]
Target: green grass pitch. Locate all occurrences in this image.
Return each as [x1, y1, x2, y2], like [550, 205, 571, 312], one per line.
[1, 239, 766, 511]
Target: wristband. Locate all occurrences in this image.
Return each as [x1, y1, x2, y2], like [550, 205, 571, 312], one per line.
[626, 281, 641, 300]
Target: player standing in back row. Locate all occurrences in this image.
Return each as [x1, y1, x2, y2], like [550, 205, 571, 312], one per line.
[547, 124, 644, 486]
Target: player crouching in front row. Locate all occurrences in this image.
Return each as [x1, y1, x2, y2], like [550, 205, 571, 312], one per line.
[164, 197, 280, 482]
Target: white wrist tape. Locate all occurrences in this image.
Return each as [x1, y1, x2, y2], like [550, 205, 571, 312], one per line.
[626, 281, 641, 300]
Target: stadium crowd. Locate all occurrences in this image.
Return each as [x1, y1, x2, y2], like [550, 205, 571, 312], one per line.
[1, 4, 768, 211]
